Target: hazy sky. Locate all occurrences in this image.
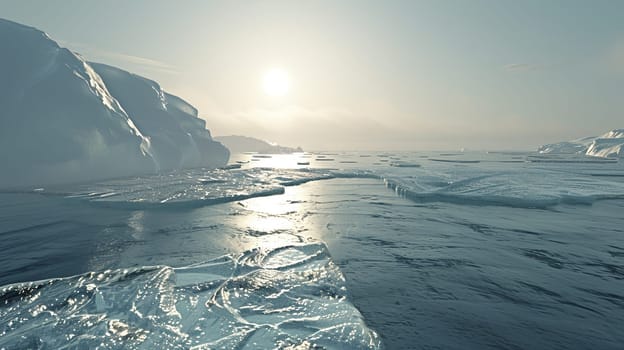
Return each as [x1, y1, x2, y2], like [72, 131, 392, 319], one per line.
[1, 0, 623, 150]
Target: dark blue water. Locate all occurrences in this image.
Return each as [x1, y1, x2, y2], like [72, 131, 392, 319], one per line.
[2, 153, 624, 349]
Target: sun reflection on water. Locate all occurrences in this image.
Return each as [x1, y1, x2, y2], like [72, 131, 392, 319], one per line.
[234, 183, 320, 251]
[227, 152, 342, 170]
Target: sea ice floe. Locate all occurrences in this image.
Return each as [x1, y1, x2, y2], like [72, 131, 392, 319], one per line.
[0, 241, 381, 349]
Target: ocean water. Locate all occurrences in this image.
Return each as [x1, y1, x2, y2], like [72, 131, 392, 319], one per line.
[1, 151, 624, 349]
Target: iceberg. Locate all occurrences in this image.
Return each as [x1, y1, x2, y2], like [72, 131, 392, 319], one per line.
[91, 63, 229, 170]
[538, 129, 624, 159]
[586, 130, 624, 158]
[537, 141, 590, 155]
[0, 18, 228, 188]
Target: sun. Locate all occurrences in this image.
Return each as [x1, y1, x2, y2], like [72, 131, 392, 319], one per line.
[262, 68, 290, 97]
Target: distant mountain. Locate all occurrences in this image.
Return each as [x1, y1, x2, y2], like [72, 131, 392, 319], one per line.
[0, 18, 228, 187]
[214, 135, 303, 154]
[538, 129, 624, 158]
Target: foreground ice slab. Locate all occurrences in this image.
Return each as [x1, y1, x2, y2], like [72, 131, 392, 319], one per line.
[0, 242, 380, 349]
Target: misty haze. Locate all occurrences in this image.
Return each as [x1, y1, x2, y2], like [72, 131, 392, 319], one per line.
[0, 1, 623, 350]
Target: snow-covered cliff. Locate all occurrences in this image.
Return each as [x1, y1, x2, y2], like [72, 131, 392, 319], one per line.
[0, 18, 228, 187]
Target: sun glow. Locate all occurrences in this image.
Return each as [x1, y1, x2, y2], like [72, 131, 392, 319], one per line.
[262, 68, 290, 96]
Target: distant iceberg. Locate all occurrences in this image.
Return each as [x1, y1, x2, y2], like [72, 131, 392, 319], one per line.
[538, 129, 624, 158]
[0, 18, 228, 187]
[586, 130, 624, 158]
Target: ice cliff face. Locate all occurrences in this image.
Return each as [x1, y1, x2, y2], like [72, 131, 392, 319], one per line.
[0, 18, 228, 187]
[586, 130, 624, 158]
[91, 63, 229, 170]
[538, 129, 624, 158]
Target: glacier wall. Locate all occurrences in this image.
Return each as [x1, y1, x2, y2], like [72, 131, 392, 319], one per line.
[0, 18, 228, 187]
